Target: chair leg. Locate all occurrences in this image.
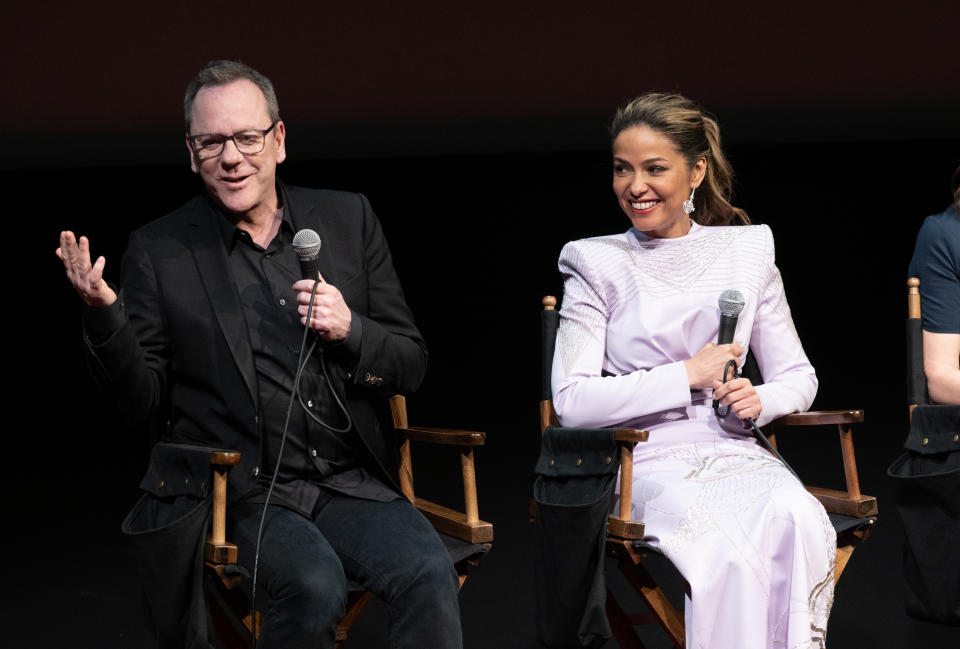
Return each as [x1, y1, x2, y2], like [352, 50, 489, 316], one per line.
[334, 591, 374, 648]
[605, 590, 650, 649]
[206, 578, 261, 649]
[834, 524, 874, 583]
[617, 560, 686, 649]
[834, 544, 855, 584]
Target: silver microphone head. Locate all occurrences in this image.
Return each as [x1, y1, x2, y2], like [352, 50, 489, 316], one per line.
[292, 229, 322, 261]
[718, 289, 745, 316]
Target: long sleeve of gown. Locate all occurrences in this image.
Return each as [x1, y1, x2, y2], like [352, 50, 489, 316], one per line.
[551, 239, 693, 428]
[748, 231, 818, 426]
[551, 226, 816, 429]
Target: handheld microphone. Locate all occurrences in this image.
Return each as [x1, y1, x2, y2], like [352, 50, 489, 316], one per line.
[292, 229, 322, 280]
[710, 290, 800, 477]
[717, 289, 745, 345]
[714, 290, 745, 417]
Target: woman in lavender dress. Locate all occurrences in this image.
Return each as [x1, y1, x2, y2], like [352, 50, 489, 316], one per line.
[551, 94, 835, 649]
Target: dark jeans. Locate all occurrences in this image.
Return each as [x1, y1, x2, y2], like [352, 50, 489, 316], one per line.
[229, 494, 463, 649]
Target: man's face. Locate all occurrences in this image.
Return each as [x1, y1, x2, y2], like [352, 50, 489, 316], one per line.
[187, 79, 286, 222]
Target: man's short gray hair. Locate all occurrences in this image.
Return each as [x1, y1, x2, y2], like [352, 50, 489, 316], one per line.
[184, 60, 280, 133]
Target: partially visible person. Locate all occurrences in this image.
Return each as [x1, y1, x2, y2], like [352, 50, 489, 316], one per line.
[908, 165, 960, 404]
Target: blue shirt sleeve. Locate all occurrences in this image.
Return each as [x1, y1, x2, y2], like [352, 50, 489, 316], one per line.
[908, 207, 960, 334]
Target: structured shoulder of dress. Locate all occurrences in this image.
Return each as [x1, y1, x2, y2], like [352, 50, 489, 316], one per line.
[739, 222, 773, 245]
[701, 222, 772, 236]
[700, 223, 775, 252]
[559, 224, 778, 265]
[559, 233, 635, 267]
[561, 232, 633, 252]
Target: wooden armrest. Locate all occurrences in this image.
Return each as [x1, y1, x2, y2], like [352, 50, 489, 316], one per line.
[807, 487, 878, 517]
[608, 516, 645, 540]
[768, 410, 876, 515]
[414, 497, 494, 544]
[391, 394, 489, 534]
[771, 410, 864, 426]
[610, 431, 647, 538]
[210, 450, 241, 465]
[397, 426, 487, 531]
[614, 428, 650, 442]
[398, 426, 486, 446]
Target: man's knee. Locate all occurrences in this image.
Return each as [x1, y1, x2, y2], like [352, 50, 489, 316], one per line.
[271, 556, 348, 625]
[400, 542, 459, 597]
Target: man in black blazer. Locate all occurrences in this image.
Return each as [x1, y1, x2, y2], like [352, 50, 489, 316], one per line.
[57, 60, 461, 649]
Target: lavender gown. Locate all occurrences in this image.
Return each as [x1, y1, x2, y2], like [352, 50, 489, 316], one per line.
[552, 222, 836, 649]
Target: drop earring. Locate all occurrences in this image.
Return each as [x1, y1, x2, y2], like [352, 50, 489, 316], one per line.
[682, 186, 696, 214]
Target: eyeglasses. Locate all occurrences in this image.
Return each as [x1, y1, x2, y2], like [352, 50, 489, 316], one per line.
[187, 121, 279, 160]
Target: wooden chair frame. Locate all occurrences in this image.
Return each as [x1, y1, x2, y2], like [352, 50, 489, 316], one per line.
[907, 277, 924, 419]
[204, 395, 493, 647]
[539, 295, 877, 649]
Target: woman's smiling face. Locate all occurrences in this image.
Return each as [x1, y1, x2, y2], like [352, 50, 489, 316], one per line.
[612, 125, 705, 239]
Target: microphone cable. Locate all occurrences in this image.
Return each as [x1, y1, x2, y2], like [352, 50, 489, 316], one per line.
[248, 278, 354, 648]
[295, 336, 352, 433]
[713, 359, 800, 482]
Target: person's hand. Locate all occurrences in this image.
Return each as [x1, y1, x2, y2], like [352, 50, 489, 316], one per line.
[712, 377, 762, 421]
[56, 231, 117, 307]
[684, 342, 743, 389]
[293, 273, 351, 342]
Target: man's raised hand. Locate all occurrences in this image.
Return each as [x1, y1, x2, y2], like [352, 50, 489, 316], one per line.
[56, 231, 117, 307]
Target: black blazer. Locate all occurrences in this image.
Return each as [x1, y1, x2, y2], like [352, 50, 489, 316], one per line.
[86, 182, 427, 499]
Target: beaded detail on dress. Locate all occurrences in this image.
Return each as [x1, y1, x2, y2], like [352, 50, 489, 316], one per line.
[557, 226, 769, 377]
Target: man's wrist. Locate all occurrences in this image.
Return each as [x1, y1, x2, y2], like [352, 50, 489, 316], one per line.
[326, 311, 362, 357]
[83, 288, 125, 343]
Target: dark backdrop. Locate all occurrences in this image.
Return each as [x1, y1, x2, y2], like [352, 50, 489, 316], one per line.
[7, 1, 960, 647]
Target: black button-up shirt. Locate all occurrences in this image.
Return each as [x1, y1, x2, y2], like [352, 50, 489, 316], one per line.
[219, 207, 397, 514]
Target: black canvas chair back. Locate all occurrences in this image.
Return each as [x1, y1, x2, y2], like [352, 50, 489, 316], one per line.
[540, 296, 560, 429]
